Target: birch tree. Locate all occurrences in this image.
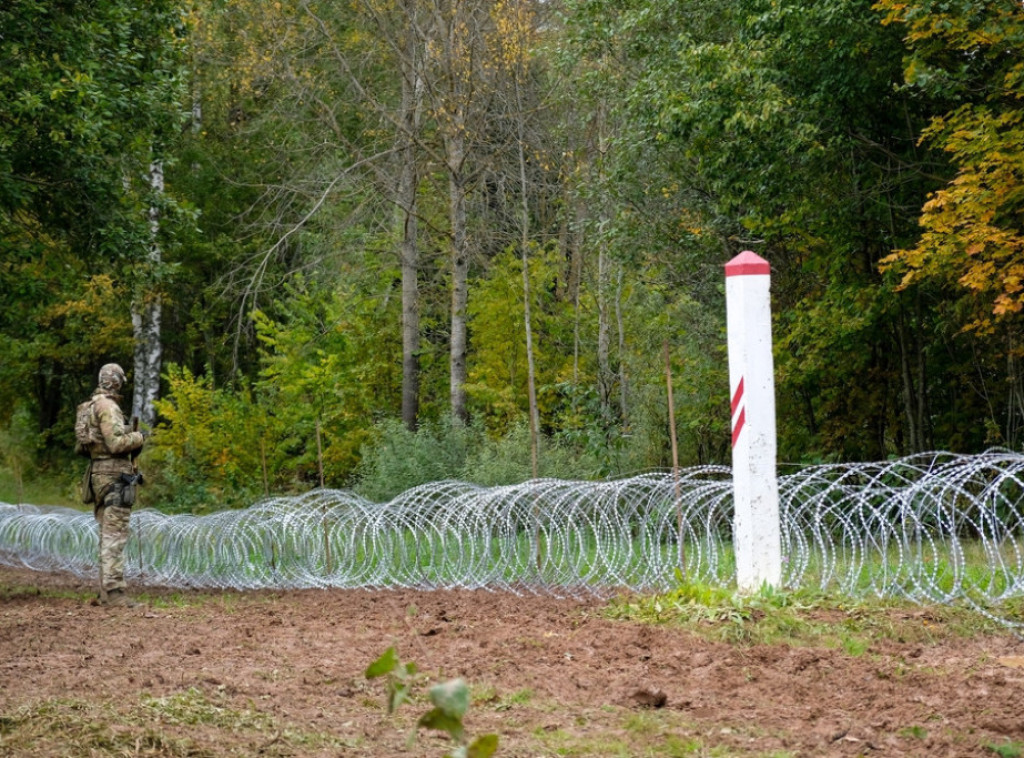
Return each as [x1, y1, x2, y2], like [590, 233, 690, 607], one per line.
[131, 160, 165, 429]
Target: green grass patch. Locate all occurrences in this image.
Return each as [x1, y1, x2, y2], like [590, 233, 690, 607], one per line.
[0, 580, 94, 605]
[988, 741, 1024, 758]
[0, 690, 353, 757]
[531, 707, 777, 757]
[605, 575, 1020, 648]
[899, 725, 928, 739]
[493, 688, 535, 711]
[0, 465, 79, 508]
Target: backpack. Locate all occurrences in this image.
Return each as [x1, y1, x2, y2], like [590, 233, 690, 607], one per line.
[74, 399, 102, 458]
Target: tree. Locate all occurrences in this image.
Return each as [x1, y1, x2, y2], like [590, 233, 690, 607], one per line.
[876, 0, 1024, 326]
[562, 0, 962, 458]
[0, 0, 187, 445]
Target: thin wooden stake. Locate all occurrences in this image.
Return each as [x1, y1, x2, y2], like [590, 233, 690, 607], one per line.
[665, 340, 686, 579]
[315, 416, 325, 488]
[260, 437, 269, 496]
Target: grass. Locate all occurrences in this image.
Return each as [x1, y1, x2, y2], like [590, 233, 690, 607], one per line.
[0, 691, 354, 757]
[0, 465, 79, 508]
[604, 578, 1021, 648]
[899, 725, 928, 739]
[496, 688, 535, 710]
[526, 707, 793, 757]
[0, 579, 94, 604]
[988, 741, 1024, 758]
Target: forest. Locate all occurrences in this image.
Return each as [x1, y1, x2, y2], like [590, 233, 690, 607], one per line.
[2, 0, 1023, 511]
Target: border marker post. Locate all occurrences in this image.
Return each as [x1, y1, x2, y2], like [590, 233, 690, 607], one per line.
[725, 251, 782, 591]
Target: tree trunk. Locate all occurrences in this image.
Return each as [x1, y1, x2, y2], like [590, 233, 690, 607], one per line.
[132, 160, 163, 429]
[596, 246, 613, 424]
[896, 308, 928, 453]
[399, 13, 422, 432]
[1006, 335, 1024, 447]
[591, 101, 614, 426]
[449, 134, 470, 425]
[515, 68, 540, 479]
[914, 294, 930, 450]
[615, 264, 628, 429]
[426, 0, 478, 427]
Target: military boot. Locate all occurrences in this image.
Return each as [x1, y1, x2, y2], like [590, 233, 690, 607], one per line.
[102, 588, 139, 608]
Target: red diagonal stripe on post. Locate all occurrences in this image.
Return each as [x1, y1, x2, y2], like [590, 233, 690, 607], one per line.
[731, 377, 744, 415]
[731, 407, 746, 448]
[731, 378, 746, 448]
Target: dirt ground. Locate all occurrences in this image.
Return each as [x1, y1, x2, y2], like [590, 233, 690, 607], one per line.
[1, 565, 1023, 757]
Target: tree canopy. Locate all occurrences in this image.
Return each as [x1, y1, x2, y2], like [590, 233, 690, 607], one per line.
[2, 0, 1022, 509]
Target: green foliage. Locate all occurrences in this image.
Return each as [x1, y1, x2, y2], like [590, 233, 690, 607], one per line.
[607, 568, 1017, 648]
[560, 0, 984, 459]
[352, 418, 482, 502]
[252, 275, 389, 485]
[148, 365, 270, 512]
[466, 245, 574, 432]
[354, 417, 618, 502]
[605, 574, 804, 644]
[462, 421, 604, 485]
[988, 741, 1024, 758]
[364, 646, 418, 715]
[8, 0, 1024, 504]
[877, 0, 1024, 326]
[365, 647, 499, 758]
[0, 0, 189, 461]
[0, 0, 187, 242]
[0, 404, 39, 504]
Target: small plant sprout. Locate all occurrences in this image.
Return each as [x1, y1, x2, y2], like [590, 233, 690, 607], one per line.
[364, 646, 418, 715]
[365, 648, 499, 758]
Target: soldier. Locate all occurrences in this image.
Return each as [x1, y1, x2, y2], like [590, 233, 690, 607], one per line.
[81, 363, 146, 606]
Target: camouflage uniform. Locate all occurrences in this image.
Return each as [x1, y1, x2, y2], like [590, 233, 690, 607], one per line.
[83, 364, 145, 605]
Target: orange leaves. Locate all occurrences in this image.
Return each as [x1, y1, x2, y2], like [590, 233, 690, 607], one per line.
[488, 0, 536, 67]
[875, 0, 1024, 327]
[40, 274, 134, 359]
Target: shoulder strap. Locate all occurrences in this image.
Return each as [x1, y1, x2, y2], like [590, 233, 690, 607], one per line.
[87, 397, 104, 442]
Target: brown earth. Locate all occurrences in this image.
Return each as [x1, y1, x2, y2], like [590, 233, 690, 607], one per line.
[1, 565, 1023, 757]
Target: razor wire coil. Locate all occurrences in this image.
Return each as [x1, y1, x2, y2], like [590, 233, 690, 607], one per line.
[2, 450, 1023, 619]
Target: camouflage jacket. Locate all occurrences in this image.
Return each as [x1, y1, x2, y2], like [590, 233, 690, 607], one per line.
[87, 389, 144, 460]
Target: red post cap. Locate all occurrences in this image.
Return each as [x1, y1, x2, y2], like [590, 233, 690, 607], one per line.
[725, 251, 771, 277]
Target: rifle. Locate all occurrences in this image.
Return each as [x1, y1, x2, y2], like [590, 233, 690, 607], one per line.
[131, 417, 139, 474]
[120, 417, 145, 501]
[129, 417, 143, 578]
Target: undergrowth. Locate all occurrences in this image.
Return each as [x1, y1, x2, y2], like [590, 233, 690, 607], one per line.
[605, 570, 1024, 647]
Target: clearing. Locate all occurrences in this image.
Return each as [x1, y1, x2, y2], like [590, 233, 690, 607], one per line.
[1, 565, 1022, 756]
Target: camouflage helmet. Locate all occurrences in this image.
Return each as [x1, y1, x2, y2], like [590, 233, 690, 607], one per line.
[98, 363, 127, 392]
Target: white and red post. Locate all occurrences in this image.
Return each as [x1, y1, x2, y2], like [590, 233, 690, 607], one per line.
[725, 251, 782, 591]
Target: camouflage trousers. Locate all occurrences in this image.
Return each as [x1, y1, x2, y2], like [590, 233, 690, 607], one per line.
[94, 489, 132, 595]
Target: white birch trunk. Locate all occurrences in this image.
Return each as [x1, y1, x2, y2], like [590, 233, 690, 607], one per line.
[131, 160, 163, 429]
[449, 137, 469, 425]
[515, 71, 540, 479]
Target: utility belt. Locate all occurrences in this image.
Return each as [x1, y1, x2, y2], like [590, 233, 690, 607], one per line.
[93, 472, 145, 508]
[89, 457, 144, 507]
[90, 456, 134, 475]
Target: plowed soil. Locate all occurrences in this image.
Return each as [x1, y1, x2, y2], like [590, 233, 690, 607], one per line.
[1, 565, 1023, 757]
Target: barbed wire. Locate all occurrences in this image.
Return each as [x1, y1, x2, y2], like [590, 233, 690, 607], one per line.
[1, 450, 1023, 620]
